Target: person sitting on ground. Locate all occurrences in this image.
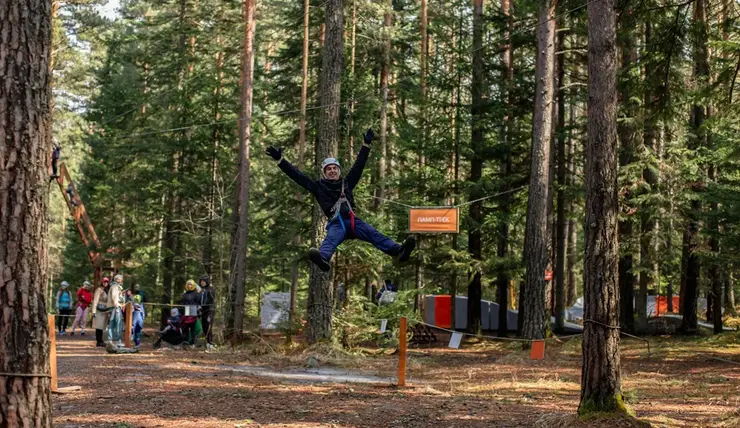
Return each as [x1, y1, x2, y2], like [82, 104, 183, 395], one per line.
[71, 280, 93, 336]
[154, 308, 185, 349]
[179, 279, 200, 346]
[92, 277, 110, 347]
[198, 275, 216, 349]
[131, 295, 145, 347]
[266, 128, 416, 272]
[56, 281, 73, 335]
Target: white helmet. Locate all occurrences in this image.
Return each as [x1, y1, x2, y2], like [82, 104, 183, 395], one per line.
[83, 280, 92, 289]
[321, 157, 341, 177]
[61, 281, 69, 288]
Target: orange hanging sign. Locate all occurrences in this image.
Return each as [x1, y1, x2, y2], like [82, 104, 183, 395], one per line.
[409, 207, 460, 233]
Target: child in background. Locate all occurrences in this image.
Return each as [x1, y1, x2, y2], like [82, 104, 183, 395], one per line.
[131, 295, 145, 347]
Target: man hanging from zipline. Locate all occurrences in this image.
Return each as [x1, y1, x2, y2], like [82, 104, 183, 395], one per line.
[267, 128, 415, 272]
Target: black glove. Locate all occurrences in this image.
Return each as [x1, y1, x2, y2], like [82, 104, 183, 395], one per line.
[363, 128, 374, 145]
[266, 146, 282, 161]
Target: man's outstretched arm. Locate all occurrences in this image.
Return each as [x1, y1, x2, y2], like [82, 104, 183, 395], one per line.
[345, 128, 374, 188]
[267, 146, 315, 193]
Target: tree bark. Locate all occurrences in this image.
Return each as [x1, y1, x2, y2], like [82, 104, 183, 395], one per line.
[307, 0, 344, 343]
[468, 0, 485, 333]
[228, 0, 256, 339]
[617, 21, 639, 335]
[522, 0, 556, 340]
[554, 25, 567, 333]
[579, 0, 623, 413]
[566, 62, 578, 308]
[497, 0, 513, 336]
[0, 0, 54, 423]
[724, 271, 736, 316]
[374, 0, 391, 210]
[680, 0, 710, 334]
[638, 22, 659, 333]
[290, 0, 312, 326]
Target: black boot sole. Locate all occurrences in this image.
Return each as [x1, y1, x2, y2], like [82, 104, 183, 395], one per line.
[398, 236, 417, 263]
[308, 248, 331, 272]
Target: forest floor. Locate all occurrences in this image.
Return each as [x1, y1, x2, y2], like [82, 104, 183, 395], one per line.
[52, 326, 740, 428]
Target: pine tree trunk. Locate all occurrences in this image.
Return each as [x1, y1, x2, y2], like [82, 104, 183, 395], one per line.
[290, 0, 311, 325]
[497, 0, 513, 336]
[522, 0, 556, 340]
[307, 0, 344, 343]
[566, 68, 578, 308]
[228, 0, 256, 339]
[554, 26, 567, 333]
[618, 23, 639, 335]
[709, 162, 722, 333]
[680, 0, 710, 334]
[579, 0, 623, 412]
[0, 0, 54, 423]
[204, 36, 224, 276]
[724, 271, 736, 316]
[419, 0, 428, 178]
[374, 1, 391, 210]
[347, 0, 356, 157]
[468, 0, 485, 333]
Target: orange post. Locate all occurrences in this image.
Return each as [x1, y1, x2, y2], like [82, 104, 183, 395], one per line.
[48, 315, 58, 392]
[530, 339, 545, 360]
[123, 303, 133, 348]
[398, 317, 407, 386]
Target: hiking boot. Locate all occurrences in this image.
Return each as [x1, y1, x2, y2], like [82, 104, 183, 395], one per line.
[308, 248, 331, 272]
[96, 342, 105, 347]
[70, 332, 75, 336]
[398, 236, 416, 263]
[81, 331, 86, 336]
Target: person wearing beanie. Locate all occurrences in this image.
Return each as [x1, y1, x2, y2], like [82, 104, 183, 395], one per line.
[266, 128, 416, 272]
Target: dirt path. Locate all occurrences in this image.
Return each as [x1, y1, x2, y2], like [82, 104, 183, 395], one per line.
[52, 330, 740, 427]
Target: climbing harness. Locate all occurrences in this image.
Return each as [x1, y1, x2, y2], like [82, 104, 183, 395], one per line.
[331, 179, 356, 238]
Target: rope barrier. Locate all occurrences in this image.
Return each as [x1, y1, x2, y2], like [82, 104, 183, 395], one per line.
[0, 372, 52, 378]
[583, 319, 652, 356]
[367, 185, 529, 210]
[402, 316, 583, 343]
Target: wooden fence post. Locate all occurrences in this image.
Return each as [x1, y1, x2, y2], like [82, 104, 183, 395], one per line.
[48, 315, 58, 392]
[398, 317, 407, 387]
[123, 303, 133, 348]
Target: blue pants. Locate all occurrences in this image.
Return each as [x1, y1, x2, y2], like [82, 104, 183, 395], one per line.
[132, 312, 145, 346]
[319, 217, 401, 261]
[107, 307, 123, 343]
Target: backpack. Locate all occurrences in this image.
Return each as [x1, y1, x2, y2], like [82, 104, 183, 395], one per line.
[378, 285, 397, 305]
[58, 290, 72, 310]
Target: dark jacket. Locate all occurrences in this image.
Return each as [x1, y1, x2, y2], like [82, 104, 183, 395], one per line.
[278, 145, 370, 218]
[199, 280, 215, 313]
[180, 290, 200, 306]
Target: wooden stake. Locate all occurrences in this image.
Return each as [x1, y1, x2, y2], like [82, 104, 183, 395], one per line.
[124, 303, 133, 348]
[398, 317, 407, 386]
[48, 315, 58, 392]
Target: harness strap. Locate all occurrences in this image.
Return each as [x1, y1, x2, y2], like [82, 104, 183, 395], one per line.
[331, 179, 356, 238]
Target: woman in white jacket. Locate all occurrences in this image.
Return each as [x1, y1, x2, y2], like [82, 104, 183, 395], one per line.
[91, 277, 110, 347]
